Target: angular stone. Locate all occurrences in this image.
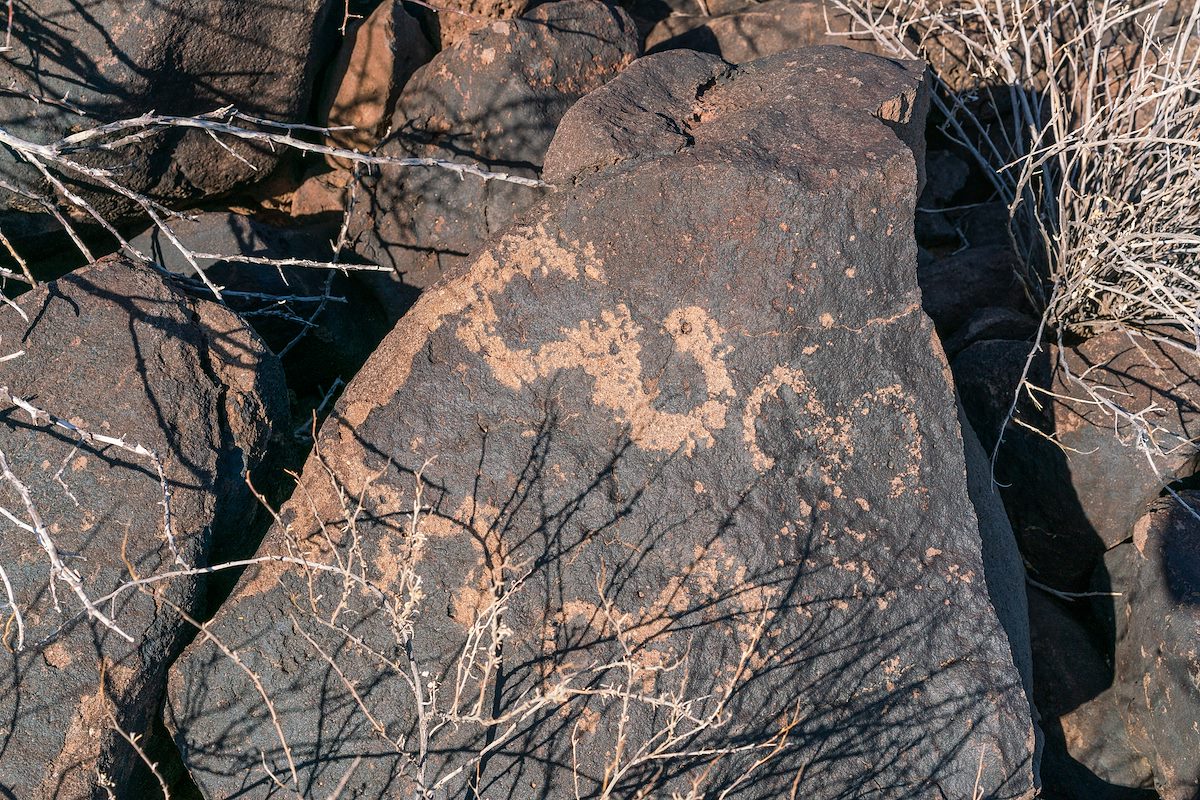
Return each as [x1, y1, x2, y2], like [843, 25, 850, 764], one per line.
[1050, 328, 1200, 548]
[1097, 494, 1200, 800]
[0, 257, 287, 799]
[318, 0, 435, 156]
[1055, 687, 1158, 798]
[942, 306, 1039, 359]
[645, 0, 888, 62]
[953, 329, 1200, 591]
[171, 48, 1037, 799]
[346, 0, 639, 297]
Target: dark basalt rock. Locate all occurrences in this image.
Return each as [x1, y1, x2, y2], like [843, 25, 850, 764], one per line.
[346, 0, 639, 306]
[645, 0, 888, 62]
[1096, 494, 1200, 800]
[918, 245, 1030, 338]
[0, 0, 338, 226]
[942, 306, 1039, 359]
[0, 257, 287, 799]
[170, 48, 1038, 799]
[128, 211, 396, 405]
[955, 330, 1200, 591]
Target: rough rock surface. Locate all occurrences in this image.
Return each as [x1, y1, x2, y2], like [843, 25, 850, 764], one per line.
[1095, 494, 1200, 800]
[434, 0, 533, 47]
[171, 47, 1037, 799]
[1054, 687, 1159, 799]
[952, 339, 1081, 586]
[1051, 329, 1200, 548]
[1025, 587, 1160, 800]
[346, 0, 639, 299]
[0, 257, 286, 799]
[645, 0, 888, 62]
[0, 0, 337, 225]
[128, 212, 396, 401]
[917, 245, 1030, 337]
[318, 0, 434, 156]
[955, 330, 1200, 590]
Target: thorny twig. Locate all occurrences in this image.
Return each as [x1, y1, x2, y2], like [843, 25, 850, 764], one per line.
[0, 385, 183, 569]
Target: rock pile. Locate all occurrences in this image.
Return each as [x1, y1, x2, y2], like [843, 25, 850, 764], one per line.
[3, 2, 1199, 798]
[345, 0, 640, 305]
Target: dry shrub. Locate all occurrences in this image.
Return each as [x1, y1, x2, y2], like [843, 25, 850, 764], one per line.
[829, 0, 1200, 476]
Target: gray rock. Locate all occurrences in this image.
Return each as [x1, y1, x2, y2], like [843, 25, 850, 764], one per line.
[920, 149, 971, 206]
[942, 306, 1039, 358]
[0, 257, 287, 799]
[170, 47, 1037, 799]
[0, 0, 338, 225]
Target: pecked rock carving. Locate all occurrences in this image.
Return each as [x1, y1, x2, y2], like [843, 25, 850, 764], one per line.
[170, 48, 1038, 799]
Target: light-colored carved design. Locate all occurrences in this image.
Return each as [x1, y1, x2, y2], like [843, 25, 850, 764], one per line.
[458, 233, 735, 455]
[743, 366, 852, 478]
[744, 370, 923, 498]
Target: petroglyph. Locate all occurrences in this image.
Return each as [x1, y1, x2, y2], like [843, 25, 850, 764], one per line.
[743, 365, 852, 477]
[743, 370, 923, 498]
[458, 232, 736, 455]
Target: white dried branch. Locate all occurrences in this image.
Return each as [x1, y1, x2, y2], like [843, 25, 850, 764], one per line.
[0, 447, 132, 643]
[0, 385, 184, 568]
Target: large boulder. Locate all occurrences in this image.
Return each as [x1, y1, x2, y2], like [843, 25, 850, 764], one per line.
[345, 0, 639, 305]
[954, 329, 1200, 590]
[170, 47, 1038, 798]
[1025, 586, 1160, 800]
[1095, 494, 1200, 800]
[0, 0, 337, 228]
[0, 257, 287, 798]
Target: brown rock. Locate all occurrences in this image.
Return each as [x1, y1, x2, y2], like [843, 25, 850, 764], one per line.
[318, 0, 435, 156]
[172, 47, 1037, 799]
[434, 0, 532, 47]
[645, 0, 889, 61]
[1098, 494, 1200, 800]
[0, 0, 339, 224]
[0, 257, 287, 798]
[954, 328, 1200, 590]
[1051, 328, 1200, 549]
[1056, 687, 1158, 796]
[290, 168, 353, 217]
